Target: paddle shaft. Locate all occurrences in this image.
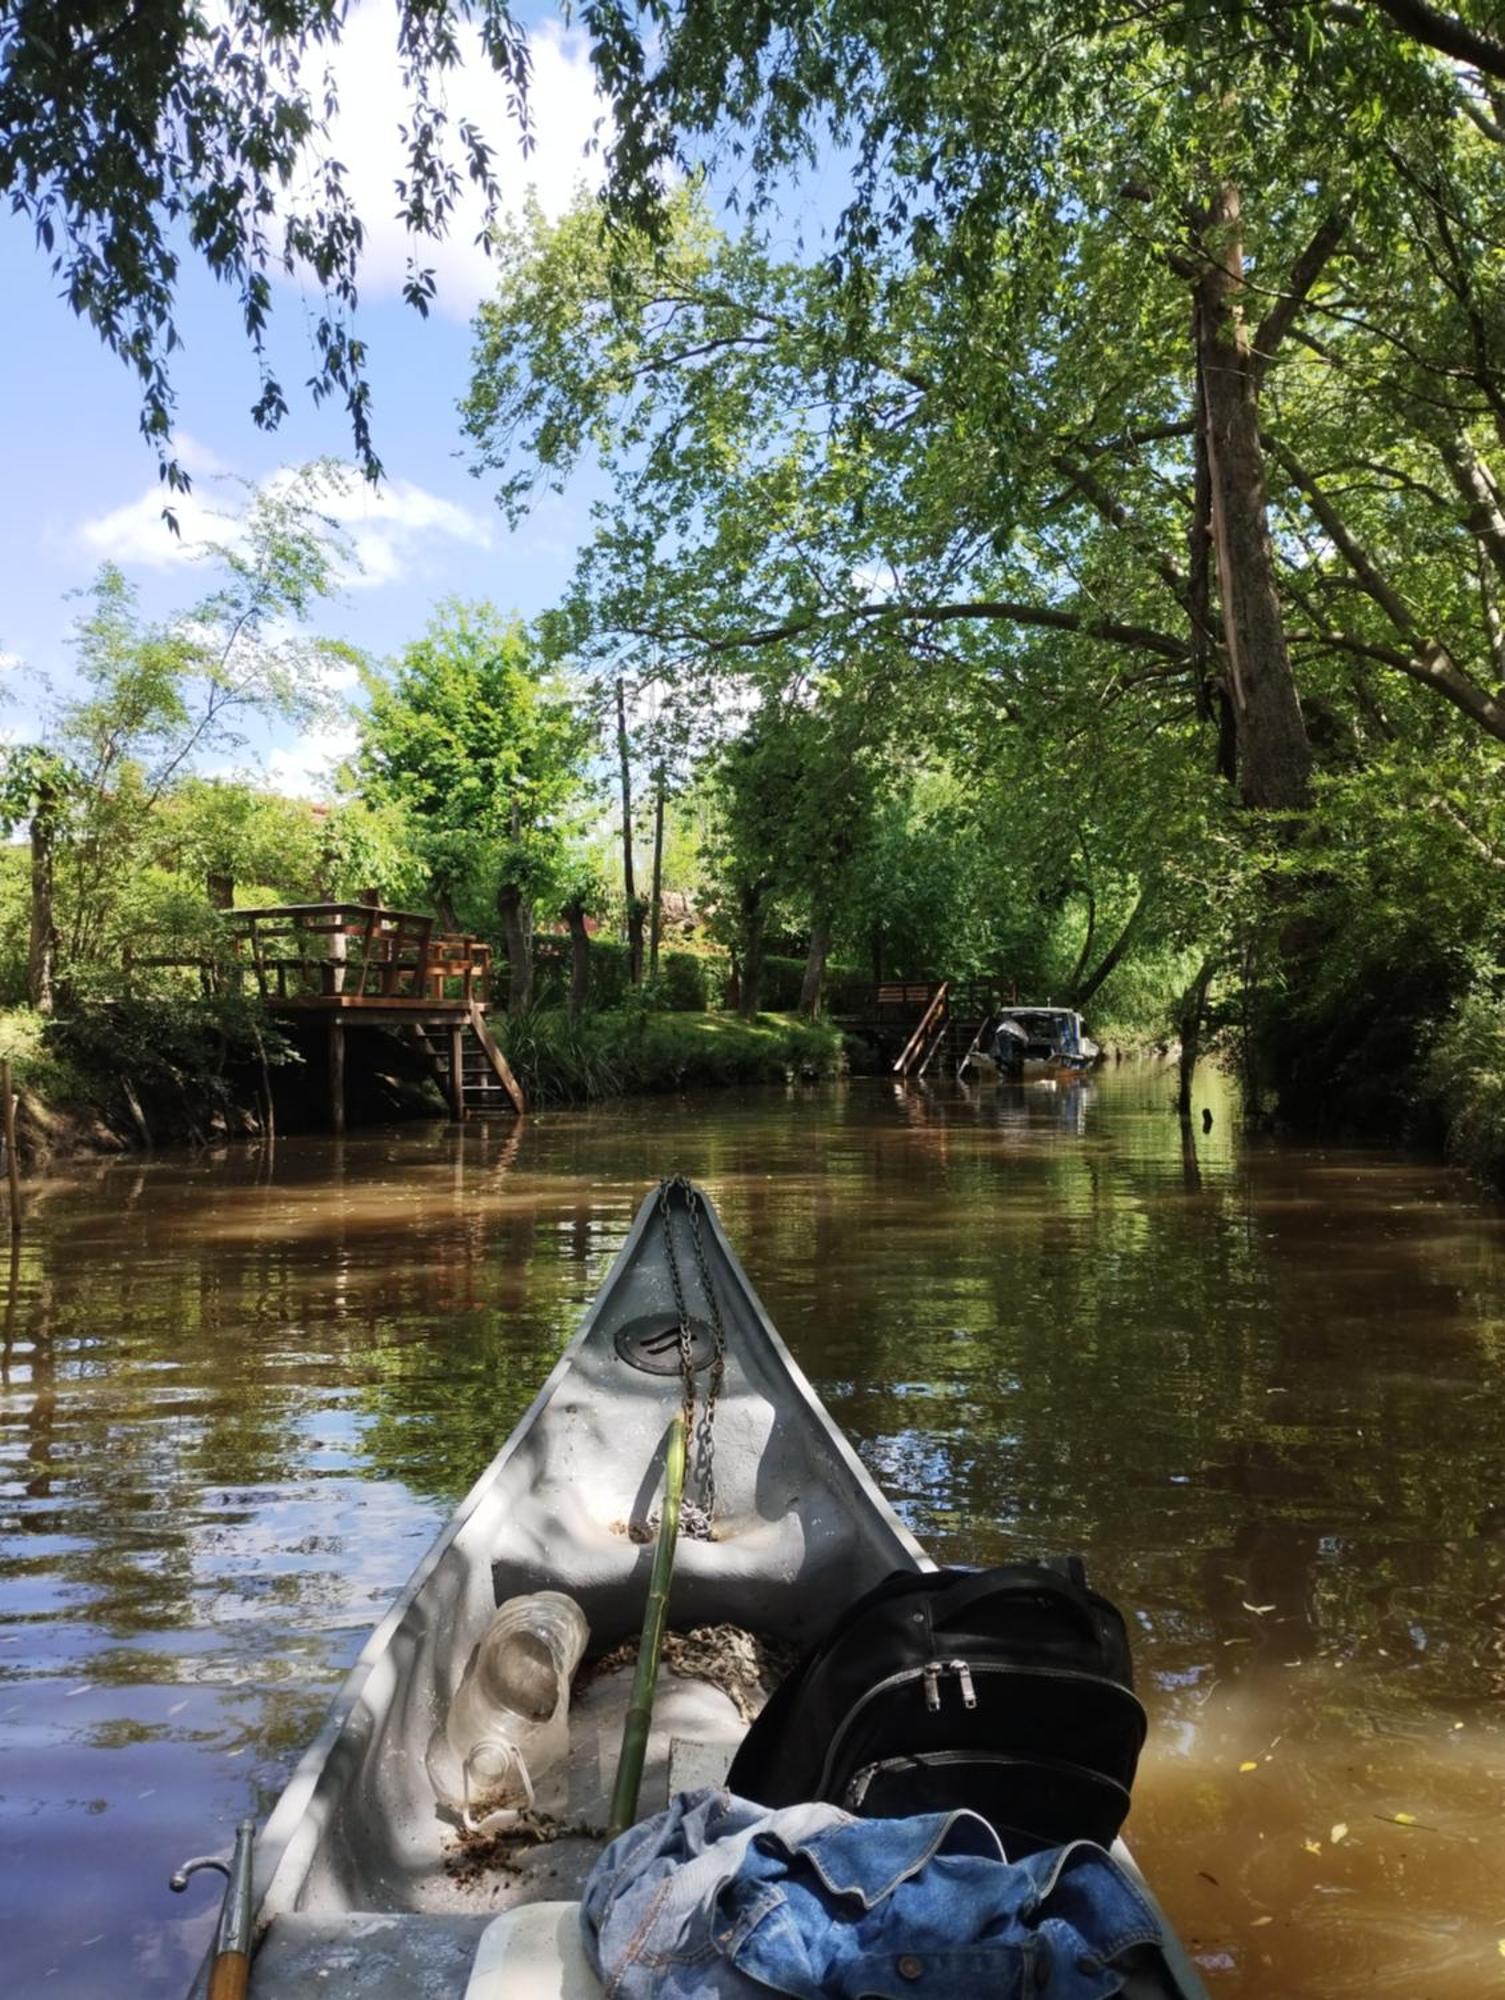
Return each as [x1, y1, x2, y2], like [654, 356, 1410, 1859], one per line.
[607, 1415, 686, 1840]
[208, 1818, 256, 2000]
[207, 1951, 251, 2000]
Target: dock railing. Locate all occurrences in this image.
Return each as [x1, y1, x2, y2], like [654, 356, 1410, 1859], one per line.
[224, 903, 491, 1005]
[892, 981, 950, 1077]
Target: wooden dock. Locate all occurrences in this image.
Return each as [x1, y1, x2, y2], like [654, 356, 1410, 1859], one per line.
[226, 904, 525, 1131]
[833, 978, 1010, 1079]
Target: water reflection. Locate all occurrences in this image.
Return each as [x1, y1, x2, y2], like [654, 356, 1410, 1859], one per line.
[0, 1069, 1502, 1994]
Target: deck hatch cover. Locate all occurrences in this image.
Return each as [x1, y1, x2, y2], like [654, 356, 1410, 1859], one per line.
[614, 1313, 717, 1375]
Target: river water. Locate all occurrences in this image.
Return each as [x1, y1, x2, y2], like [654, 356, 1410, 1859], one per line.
[2, 1066, 1502, 1996]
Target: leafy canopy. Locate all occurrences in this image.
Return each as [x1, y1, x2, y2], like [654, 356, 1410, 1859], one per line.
[357, 599, 593, 912]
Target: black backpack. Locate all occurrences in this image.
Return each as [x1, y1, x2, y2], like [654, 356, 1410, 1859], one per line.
[727, 1560, 1145, 1856]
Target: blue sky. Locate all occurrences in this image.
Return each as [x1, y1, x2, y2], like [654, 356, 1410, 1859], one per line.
[0, 16, 610, 794]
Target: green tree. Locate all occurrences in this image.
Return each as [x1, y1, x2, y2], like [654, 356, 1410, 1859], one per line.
[472, 19, 1505, 804]
[0, 471, 355, 1006]
[356, 602, 592, 1011]
[1, 0, 533, 491]
[698, 689, 884, 1018]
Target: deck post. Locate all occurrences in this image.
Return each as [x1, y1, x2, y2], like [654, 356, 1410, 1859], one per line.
[328, 1015, 346, 1136]
[449, 1024, 466, 1122]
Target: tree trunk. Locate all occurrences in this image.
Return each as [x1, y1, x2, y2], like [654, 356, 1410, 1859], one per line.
[204, 873, 234, 997]
[28, 786, 56, 1017]
[1175, 956, 1218, 1121]
[496, 881, 534, 1015]
[563, 897, 591, 1017]
[1072, 889, 1150, 1009]
[738, 882, 766, 1020]
[799, 909, 833, 1018]
[1195, 186, 1312, 812]
[627, 896, 647, 987]
[648, 767, 666, 979]
[615, 678, 642, 984]
[1189, 338, 1239, 784]
[1066, 878, 1097, 1000]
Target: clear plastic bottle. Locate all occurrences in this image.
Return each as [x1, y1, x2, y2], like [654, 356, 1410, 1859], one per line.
[426, 1591, 589, 1828]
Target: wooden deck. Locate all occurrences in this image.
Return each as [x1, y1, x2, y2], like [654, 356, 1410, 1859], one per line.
[224, 904, 524, 1128]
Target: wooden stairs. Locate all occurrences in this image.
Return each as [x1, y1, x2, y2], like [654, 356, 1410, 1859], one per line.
[412, 1004, 526, 1118]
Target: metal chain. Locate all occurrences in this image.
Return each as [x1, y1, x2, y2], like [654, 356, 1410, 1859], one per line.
[656, 1175, 727, 1528]
[681, 1181, 727, 1522]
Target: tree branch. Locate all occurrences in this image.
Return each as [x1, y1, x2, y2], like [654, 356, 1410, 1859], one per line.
[1272, 437, 1505, 741]
[1266, 436, 1420, 634]
[1367, 0, 1505, 84]
[626, 597, 1192, 661]
[1252, 207, 1350, 386]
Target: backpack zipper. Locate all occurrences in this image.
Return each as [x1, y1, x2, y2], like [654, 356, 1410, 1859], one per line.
[815, 1659, 1144, 1801]
[845, 1748, 1134, 1813]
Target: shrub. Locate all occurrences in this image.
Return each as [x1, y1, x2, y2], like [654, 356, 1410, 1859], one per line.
[661, 950, 709, 1011]
[496, 1008, 845, 1104]
[1418, 988, 1505, 1188]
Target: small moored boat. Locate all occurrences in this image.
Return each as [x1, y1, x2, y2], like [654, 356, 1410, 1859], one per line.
[978, 1007, 1100, 1078]
[181, 1179, 1207, 1999]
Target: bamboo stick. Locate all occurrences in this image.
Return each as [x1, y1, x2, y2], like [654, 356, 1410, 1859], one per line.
[606, 1415, 686, 1841]
[2, 1060, 20, 1236]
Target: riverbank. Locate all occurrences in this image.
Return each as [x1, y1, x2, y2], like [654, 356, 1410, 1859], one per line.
[0, 1000, 848, 1161]
[8, 989, 1502, 1192]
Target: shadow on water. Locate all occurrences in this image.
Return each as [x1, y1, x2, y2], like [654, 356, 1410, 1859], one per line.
[0, 1065, 1502, 1993]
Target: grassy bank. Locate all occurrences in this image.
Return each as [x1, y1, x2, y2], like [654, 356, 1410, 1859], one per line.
[496, 1007, 846, 1106]
[0, 1000, 849, 1157]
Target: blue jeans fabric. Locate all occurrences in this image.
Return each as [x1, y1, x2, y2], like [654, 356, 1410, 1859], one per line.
[579, 1789, 1165, 2000]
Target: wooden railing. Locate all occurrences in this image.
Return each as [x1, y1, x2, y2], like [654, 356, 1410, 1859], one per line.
[892, 981, 949, 1077]
[224, 904, 491, 1004]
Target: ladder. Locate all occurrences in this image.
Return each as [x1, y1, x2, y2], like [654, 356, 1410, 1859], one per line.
[412, 1004, 526, 1118]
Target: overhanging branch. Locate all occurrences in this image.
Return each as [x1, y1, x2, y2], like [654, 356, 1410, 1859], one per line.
[625, 597, 1191, 662]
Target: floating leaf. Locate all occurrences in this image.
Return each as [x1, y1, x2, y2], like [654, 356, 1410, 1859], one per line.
[1239, 1760, 1259, 1773]
[1393, 1812, 1417, 1826]
[1330, 1822, 1348, 1844]
[1250, 1916, 1273, 1928]
[1303, 1839, 1322, 1855]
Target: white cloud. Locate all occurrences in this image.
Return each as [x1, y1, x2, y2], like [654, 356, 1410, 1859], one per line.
[0, 651, 22, 673]
[328, 475, 492, 589]
[77, 460, 491, 589]
[174, 432, 232, 478]
[259, 721, 361, 799]
[294, 12, 607, 319]
[77, 482, 241, 568]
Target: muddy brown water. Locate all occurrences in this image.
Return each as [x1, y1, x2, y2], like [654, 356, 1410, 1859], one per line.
[2, 1066, 1503, 1997]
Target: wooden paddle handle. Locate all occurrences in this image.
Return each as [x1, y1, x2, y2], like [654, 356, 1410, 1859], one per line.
[208, 1950, 250, 2000]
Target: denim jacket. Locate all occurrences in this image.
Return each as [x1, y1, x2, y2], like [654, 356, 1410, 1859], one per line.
[580, 1789, 1166, 2000]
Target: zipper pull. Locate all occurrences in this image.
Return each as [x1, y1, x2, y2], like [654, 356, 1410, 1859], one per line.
[922, 1663, 942, 1712]
[848, 1767, 875, 1809]
[950, 1659, 978, 1709]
